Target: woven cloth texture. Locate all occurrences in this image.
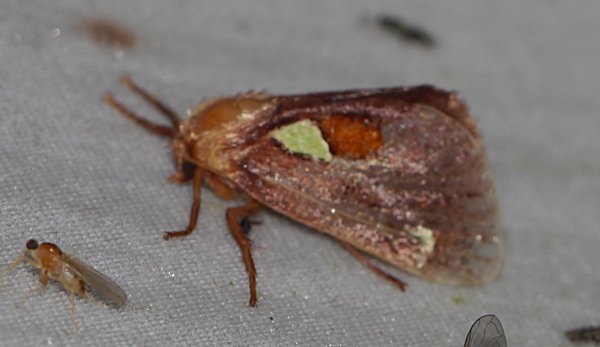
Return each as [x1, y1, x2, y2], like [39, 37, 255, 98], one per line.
[1, 0, 599, 346]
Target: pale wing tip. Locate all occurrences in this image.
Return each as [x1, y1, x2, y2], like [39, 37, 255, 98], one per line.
[104, 285, 127, 308]
[419, 225, 504, 287]
[110, 291, 128, 308]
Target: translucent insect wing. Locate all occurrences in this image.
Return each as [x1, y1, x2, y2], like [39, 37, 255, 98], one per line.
[464, 314, 507, 347]
[61, 253, 127, 307]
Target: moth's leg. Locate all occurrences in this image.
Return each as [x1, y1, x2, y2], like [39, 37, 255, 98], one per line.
[239, 218, 264, 250]
[168, 171, 193, 184]
[69, 290, 80, 335]
[225, 200, 262, 307]
[163, 168, 204, 240]
[104, 93, 175, 137]
[120, 74, 181, 129]
[204, 171, 238, 200]
[169, 161, 197, 184]
[340, 242, 406, 291]
[16, 271, 49, 308]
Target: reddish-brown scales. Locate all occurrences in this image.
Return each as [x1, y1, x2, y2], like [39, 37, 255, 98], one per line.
[319, 115, 382, 159]
[104, 76, 502, 306]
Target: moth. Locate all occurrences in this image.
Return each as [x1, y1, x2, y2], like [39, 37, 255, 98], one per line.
[1, 239, 127, 333]
[105, 75, 502, 306]
[464, 314, 507, 347]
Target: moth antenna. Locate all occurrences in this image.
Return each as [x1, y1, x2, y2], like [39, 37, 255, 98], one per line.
[120, 74, 182, 129]
[104, 93, 175, 137]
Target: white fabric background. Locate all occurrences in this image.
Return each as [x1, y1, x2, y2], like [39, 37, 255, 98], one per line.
[1, 1, 599, 346]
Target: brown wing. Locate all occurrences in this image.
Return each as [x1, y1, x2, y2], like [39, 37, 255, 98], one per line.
[62, 253, 127, 307]
[226, 86, 501, 286]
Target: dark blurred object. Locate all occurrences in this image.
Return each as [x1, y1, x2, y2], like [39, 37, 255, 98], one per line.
[240, 218, 261, 236]
[566, 325, 600, 344]
[376, 14, 435, 48]
[79, 18, 136, 49]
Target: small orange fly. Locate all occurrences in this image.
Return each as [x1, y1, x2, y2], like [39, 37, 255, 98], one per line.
[1, 239, 127, 333]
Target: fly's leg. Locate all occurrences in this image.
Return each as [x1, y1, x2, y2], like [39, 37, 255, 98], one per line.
[16, 271, 49, 308]
[0, 252, 25, 277]
[69, 291, 80, 335]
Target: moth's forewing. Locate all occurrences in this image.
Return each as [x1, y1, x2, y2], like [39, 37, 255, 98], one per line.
[222, 86, 501, 286]
[464, 314, 506, 347]
[62, 253, 127, 307]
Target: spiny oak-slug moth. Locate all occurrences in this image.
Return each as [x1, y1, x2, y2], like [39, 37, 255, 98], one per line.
[105, 76, 502, 307]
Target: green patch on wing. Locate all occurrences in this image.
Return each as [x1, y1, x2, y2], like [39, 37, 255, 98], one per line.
[271, 119, 332, 161]
[409, 225, 436, 268]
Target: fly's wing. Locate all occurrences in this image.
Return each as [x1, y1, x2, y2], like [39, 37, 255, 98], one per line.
[226, 86, 501, 286]
[62, 253, 127, 307]
[464, 314, 507, 347]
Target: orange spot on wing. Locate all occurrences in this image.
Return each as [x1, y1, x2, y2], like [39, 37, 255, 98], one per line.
[319, 115, 382, 159]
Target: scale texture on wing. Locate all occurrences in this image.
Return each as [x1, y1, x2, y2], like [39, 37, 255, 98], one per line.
[226, 86, 501, 286]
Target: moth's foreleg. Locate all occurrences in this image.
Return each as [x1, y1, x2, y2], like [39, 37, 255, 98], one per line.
[163, 168, 204, 240]
[204, 171, 239, 200]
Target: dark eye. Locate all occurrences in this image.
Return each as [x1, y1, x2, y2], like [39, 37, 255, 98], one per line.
[182, 161, 197, 178]
[26, 239, 39, 250]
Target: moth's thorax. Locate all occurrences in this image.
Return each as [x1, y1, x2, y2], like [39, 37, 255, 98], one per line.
[179, 94, 275, 174]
